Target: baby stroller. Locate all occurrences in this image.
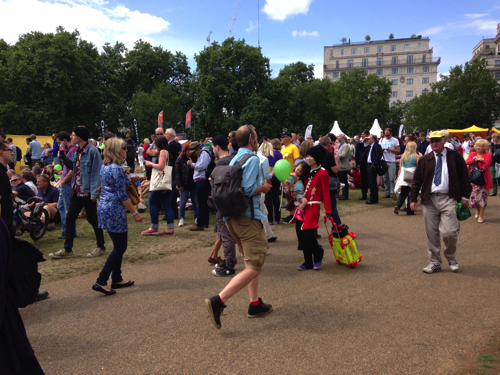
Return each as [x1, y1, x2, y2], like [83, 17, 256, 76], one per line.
[324, 216, 362, 268]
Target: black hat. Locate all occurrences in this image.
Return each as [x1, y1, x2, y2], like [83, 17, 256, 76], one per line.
[280, 131, 292, 138]
[72, 126, 90, 141]
[212, 135, 229, 149]
[306, 145, 326, 164]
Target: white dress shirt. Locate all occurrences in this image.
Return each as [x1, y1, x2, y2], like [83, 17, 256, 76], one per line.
[367, 143, 374, 164]
[430, 148, 449, 194]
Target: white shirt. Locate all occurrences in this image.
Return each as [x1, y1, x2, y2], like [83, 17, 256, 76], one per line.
[430, 148, 449, 194]
[462, 140, 470, 154]
[425, 142, 454, 155]
[380, 137, 399, 162]
[367, 143, 374, 164]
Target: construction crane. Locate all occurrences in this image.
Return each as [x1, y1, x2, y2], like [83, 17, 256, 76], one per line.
[227, 0, 241, 38]
[206, 31, 212, 46]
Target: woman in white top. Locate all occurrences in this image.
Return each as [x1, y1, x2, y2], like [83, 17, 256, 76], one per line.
[137, 144, 144, 167]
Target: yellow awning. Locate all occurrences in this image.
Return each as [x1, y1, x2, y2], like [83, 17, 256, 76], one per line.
[447, 125, 500, 141]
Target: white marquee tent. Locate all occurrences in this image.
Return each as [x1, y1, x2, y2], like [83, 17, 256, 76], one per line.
[369, 119, 384, 137]
[328, 121, 350, 139]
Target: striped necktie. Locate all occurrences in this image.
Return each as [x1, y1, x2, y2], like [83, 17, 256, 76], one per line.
[434, 153, 443, 186]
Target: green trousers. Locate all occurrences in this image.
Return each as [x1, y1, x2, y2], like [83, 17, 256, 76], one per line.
[491, 165, 498, 195]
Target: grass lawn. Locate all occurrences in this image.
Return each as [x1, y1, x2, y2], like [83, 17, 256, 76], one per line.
[27, 187, 398, 282]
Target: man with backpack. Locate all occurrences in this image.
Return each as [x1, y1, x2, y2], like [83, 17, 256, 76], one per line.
[188, 141, 214, 231]
[205, 125, 273, 330]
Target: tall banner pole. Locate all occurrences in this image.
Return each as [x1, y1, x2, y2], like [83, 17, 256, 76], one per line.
[100, 119, 106, 138]
[158, 111, 164, 129]
[133, 118, 140, 143]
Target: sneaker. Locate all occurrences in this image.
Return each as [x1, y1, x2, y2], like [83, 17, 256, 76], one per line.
[268, 221, 274, 225]
[57, 234, 66, 239]
[267, 236, 277, 243]
[86, 247, 106, 258]
[214, 260, 226, 269]
[274, 221, 282, 225]
[297, 265, 309, 271]
[49, 249, 73, 259]
[394, 206, 399, 215]
[313, 261, 322, 270]
[205, 295, 226, 329]
[247, 298, 273, 318]
[212, 267, 236, 277]
[141, 228, 158, 235]
[158, 230, 174, 236]
[282, 215, 294, 224]
[449, 261, 459, 272]
[423, 263, 441, 274]
[178, 218, 184, 227]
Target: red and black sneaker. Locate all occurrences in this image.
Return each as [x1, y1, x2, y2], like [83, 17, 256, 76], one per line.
[247, 298, 273, 318]
[205, 295, 226, 329]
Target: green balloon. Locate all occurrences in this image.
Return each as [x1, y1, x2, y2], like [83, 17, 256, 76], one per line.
[54, 164, 63, 171]
[274, 159, 292, 182]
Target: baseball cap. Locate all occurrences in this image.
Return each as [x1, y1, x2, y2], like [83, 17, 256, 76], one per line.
[429, 131, 445, 139]
[280, 131, 292, 138]
[463, 133, 470, 137]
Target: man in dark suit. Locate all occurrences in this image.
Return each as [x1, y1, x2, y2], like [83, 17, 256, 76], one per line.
[417, 132, 429, 155]
[365, 135, 383, 204]
[409, 131, 471, 274]
[355, 129, 370, 200]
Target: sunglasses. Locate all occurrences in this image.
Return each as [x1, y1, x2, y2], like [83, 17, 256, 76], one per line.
[11, 178, 20, 182]
[429, 139, 443, 143]
[156, 133, 164, 135]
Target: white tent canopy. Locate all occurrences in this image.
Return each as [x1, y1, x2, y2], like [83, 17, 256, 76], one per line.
[328, 121, 350, 139]
[369, 119, 384, 137]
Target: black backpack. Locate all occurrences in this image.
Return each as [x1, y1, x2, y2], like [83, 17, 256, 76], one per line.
[210, 154, 256, 218]
[492, 143, 500, 164]
[202, 149, 216, 179]
[16, 146, 22, 162]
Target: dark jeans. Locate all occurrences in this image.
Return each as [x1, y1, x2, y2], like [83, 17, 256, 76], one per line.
[296, 220, 324, 269]
[338, 170, 349, 199]
[97, 231, 127, 286]
[360, 164, 368, 198]
[64, 194, 105, 252]
[265, 175, 281, 222]
[367, 164, 378, 203]
[329, 190, 342, 225]
[195, 178, 210, 227]
[216, 212, 237, 268]
[170, 188, 179, 219]
[396, 186, 413, 215]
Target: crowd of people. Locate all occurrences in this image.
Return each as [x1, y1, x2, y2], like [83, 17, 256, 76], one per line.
[0, 123, 498, 339]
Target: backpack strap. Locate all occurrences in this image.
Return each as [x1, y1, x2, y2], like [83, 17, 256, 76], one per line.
[236, 154, 257, 219]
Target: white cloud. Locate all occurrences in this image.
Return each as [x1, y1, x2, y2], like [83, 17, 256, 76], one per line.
[0, 0, 170, 49]
[292, 30, 318, 37]
[246, 20, 257, 33]
[420, 26, 446, 36]
[262, 0, 313, 21]
[465, 13, 488, 19]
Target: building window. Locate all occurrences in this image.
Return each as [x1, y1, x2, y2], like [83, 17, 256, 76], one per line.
[422, 54, 426, 63]
[364, 47, 370, 54]
[333, 72, 339, 78]
[407, 55, 414, 63]
[391, 102, 396, 108]
[347, 60, 354, 68]
[495, 73, 500, 79]
[407, 78, 414, 85]
[404, 44, 410, 51]
[418, 43, 421, 50]
[486, 45, 490, 49]
[422, 89, 429, 95]
[377, 57, 383, 66]
[422, 77, 429, 84]
[336, 60, 339, 68]
[423, 66, 430, 73]
[377, 46, 383, 53]
[391, 45, 396, 52]
[406, 90, 413, 98]
[362, 59, 368, 67]
[376, 69, 383, 76]
[407, 67, 414, 74]
[341, 49, 344, 56]
[351, 48, 357, 55]
[495, 60, 500, 66]
[392, 79, 398, 86]
[365, 70, 369, 75]
[392, 56, 398, 64]
[391, 91, 398, 98]
[392, 68, 398, 75]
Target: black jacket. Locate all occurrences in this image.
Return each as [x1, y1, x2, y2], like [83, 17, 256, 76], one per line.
[367, 142, 383, 166]
[175, 154, 194, 190]
[355, 142, 368, 166]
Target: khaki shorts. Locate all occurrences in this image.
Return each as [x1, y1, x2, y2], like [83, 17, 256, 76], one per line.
[225, 215, 268, 272]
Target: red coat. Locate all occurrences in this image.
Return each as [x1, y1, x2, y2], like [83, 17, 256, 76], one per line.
[301, 168, 332, 230]
[466, 152, 492, 190]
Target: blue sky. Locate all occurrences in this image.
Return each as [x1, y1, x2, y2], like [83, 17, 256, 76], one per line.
[1, 0, 499, 78]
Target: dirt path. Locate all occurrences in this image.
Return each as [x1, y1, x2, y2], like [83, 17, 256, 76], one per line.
[21, 198, 500, 374]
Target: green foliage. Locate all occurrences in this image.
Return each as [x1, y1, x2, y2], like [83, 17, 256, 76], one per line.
[431, 59, 500, 129]
[405, 92, 454, 132]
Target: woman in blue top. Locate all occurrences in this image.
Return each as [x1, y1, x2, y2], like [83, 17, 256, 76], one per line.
[394, 141, 420, 216]
[93, 138, 143, 296]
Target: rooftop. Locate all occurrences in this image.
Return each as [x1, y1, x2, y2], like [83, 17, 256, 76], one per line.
[327, 36, 429, 48]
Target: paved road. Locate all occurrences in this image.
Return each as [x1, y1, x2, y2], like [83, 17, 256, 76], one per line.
[21, 199, 500, 374]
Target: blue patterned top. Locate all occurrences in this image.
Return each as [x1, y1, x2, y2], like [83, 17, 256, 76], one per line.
[98, 163, 130, 233]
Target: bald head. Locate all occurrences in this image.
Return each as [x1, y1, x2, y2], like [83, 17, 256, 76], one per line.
[155, 128, 164, 136]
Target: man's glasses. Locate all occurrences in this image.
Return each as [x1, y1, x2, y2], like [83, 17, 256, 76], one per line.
[10, 178, 20, 182]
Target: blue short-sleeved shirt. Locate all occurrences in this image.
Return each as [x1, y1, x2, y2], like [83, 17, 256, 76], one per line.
[29, 140, 42, 159]
[98, 163, 130, 233]
[37, 184, 59, 204]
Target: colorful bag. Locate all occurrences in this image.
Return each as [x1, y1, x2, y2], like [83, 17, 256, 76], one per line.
[324, 217, 362, 268]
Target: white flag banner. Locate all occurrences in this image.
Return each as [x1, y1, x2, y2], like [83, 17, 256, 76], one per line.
[398, 124, 404, 138]
[305, 125, 313, 139]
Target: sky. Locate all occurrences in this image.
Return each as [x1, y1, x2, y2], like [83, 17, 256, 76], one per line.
[0, 0, 499, 79]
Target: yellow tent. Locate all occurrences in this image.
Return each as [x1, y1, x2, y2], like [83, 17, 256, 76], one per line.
[447, 125, 500, 141]
[6, 134, 54, 173]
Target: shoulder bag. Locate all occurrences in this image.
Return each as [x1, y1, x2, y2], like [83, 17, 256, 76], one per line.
[375, 154, 388, 176]
[150, 150, 172, 191]
[469, 160, 485, 186]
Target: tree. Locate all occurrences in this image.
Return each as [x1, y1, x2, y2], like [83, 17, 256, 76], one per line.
[192, 38, 271, 136]
[277, 62, 315, 87]
[389, 33, 394, 39]
[365, 35, 371, 41]
[341, 37, 347, 44]
[431, 58, 500, 129]
[405, 92, 454, 133]
[329, 69, 391, 136]
[387, 100, 409, 130]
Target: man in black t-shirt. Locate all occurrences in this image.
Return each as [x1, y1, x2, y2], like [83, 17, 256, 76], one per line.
[319, 136, 342, 226]
[10, 174, 36, 202]
[0, 140, 14, 232]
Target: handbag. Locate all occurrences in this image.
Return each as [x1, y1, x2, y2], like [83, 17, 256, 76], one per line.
[403, 169, 414, 183]
[150, 150, 172, 191]
[329, 175, 341, 191]
[455, 202, 471, 221]
[375, 155, 388, 176]
[469, 161, 485, 186]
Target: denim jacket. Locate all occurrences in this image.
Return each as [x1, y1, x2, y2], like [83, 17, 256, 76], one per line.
[62, 142, 102, 200]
